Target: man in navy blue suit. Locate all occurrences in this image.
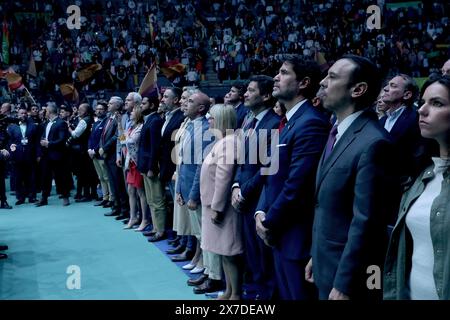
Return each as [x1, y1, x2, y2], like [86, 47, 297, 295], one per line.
[224, 81, 249, 128]
[7, 105, 39, 205]
[254, 56, 330, 300]
[231, 75, 280, 300]
[305, 55, 400, 300]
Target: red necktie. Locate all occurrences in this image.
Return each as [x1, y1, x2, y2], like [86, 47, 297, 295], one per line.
[101, 117, 113, 141]
[278, 116, 287, 132]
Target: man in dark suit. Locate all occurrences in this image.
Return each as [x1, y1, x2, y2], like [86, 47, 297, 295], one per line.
[88, 101, 112, 207]
[305, 55, 400, 300]
[254, 56, 329, 300]
[7, 105, 39, 205]
[224, 81, 249, 128]
[36, 103, 71, 206]
[99, 96, 129, 217]
[231, 75, 280, 300]
[145, 87, 185, 242]
[379, 74, 428, 180]
[137, 96, 164, 238]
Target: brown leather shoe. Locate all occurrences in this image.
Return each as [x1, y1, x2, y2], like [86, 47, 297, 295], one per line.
[187, 273, 208, 286]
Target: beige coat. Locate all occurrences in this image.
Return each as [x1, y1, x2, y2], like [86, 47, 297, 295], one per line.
[200, 134, 243, 256]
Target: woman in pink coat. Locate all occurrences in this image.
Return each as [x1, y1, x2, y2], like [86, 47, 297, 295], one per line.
[200, 104, 244, 300]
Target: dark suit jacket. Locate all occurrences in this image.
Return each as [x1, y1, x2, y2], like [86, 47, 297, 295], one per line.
[235, 103, 249, 128]
[235, 108, 281, 214]
[39, 117, 69, 161]
[159, 108, 185, 183]
[379, 106, 424, 179]
[7, 119, 39, 162]
[313, 109, 399, 299]
[256, 101, 329, 261]
[88, 116, 107, 157]
[99, 115, 118, 161]
[137, 112, 164, 174]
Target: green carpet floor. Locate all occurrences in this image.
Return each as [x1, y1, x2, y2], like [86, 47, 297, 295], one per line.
[0, 195, 204, 300]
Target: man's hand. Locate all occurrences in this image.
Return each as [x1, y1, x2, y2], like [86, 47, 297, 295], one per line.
[211, 210, 223, 225]
[116, 158, 122, 167]
[88, 149, 95, 158]
[305, 258, 314, 283]
[9, 144, 17, 152]
[187, 199, 198, 210]
[0, 149, 10, 158]
[40, 139, 49, 148]
[99, 148, 104, 156]
[231, 187, 244, 211]
[146, 170, 154, 178]
[329, 288, 350, 300]
[176, 193, 185, 206]
[255, 212, 270, 242]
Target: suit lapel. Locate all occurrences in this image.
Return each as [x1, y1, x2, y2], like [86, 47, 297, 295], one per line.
[316, 112, 372, 193]
[280, 101, 310, 141]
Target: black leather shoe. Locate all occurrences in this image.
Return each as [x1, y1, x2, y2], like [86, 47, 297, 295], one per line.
[62, 198, 70, 206]
[28, 198, 37, 203]
[187, 274, 208, 286]
[142, 230, 156, 237]
[35, 200, 48, 207]
[171, 250, 194, 262]
[0, 253, 7, 259]
[104, 211, 119, 216]
[15, 200, 25, 205]
[94, 200, 108, 206]
[0, 244, 8, 251]
[0, 201, 12, 209]
[115, 214, 128, 220]
[102, 201, 113, 208]
[168, 236, 181, 245]
[148, 233, 167, 242]
[166, 244, 186, 255]
[193, 279, 224, 294]
[75, 197, 91, 203]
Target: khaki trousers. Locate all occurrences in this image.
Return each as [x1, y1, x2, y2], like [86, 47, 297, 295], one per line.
[143, 175, 167, 233]
[92, 158, 113, 201]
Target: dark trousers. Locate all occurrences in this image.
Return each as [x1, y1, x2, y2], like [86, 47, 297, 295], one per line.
[41, 157, 71, 199]
[242, 210, 276, 299]
[74, 151, 98, 198]
[104, 157, 129, 214]
[14, 160, 36, 201]
[273, 250, 317, 300]
[0, 160, 7, 202]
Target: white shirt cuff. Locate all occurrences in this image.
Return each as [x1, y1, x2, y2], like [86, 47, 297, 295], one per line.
[254, 210, 265, 219]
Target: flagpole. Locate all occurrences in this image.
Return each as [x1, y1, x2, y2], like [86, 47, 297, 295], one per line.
[23, 86, 37, 105]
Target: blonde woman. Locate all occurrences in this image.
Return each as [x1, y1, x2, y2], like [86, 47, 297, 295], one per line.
[123, 107, 147, 229]
[200, 104, 244, 300]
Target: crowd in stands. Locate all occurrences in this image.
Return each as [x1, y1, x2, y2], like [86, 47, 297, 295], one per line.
[1, 0, 449, 106]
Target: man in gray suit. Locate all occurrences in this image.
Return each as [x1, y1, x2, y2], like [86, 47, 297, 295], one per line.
[305, 55, 400, 300]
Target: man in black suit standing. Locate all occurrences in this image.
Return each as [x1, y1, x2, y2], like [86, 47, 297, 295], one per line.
[36, 103, 71, 206]
[7, 105, 39, 205]
[306, 55, 400, 300]
[231, 75, 280, 300]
